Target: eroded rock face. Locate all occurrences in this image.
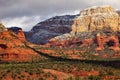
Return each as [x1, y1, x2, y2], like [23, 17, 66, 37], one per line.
[50, 5, 120, 41]
[17, 30, 26, 42]
[25, 15, 77, 44]
[0, 23, 7, 32]
[47, 5, 120, 51]
[46, 37, 94, 48]
[72, 5, 120, 33]
[95, 33, 119, 51]
[0, 24, 38, 62]
[47, 34, 120, 51]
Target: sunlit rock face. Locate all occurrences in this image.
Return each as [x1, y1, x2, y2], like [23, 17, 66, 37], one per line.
[0, 24, 38, 62]
[26, 5, 120, 44]
[46, 5, 120, 51]
[50, 5, 120, 41]
[0, 23, 7, 32]
[72, 5, 120, 33]
[95, 33, 119, 51]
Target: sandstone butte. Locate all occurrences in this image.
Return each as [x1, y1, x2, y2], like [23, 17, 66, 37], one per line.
[0, 23, 38, 62]
[46, 5, 120, 51]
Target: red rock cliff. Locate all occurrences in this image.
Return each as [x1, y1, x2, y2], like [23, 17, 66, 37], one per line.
[0, 24, 38, 62]
[47, 5, 120, 51]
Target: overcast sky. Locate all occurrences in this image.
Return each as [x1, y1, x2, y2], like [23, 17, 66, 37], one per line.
[0, 0, 120, 31]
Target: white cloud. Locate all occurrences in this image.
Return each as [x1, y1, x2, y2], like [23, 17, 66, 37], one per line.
[0, 0, 120, 31]
[1, 10, 80, 31]
[1, 16, 41, 31]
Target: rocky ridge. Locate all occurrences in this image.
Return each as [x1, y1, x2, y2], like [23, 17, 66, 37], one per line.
[25, 6, 120, 45]
[8, 27, 22, 34]
[72, 5, 120, 33]
[0, 23, 39, 62]
[47, 5, 120, 51]
[50, 5, 120, 41]
[25, 15, 77, 44]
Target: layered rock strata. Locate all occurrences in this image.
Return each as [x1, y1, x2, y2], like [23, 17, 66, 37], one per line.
[47, 5, 120, 51]
[0, 24, 38, 62]
[25, 15, 77, 44]
[72, 5, 120, 33]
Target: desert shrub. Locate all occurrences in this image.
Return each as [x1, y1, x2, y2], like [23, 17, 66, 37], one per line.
[75, 76, 81, 80]
[11, 71, 17, 79]
[44, 72, 52, 78]
[39, 77, 46, 80]
[88, 75, 101, 80]
[66, 76, 74, 80]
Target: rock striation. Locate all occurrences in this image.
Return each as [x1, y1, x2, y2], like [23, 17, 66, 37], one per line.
[0, 24, 38, 62]
[47, 5, 120, 51]
[72, 5, 120, 33]
[95, 33, 119, 51]
[25, 15, 77, 44]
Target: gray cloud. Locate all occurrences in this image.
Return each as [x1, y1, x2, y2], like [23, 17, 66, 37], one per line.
[0, 0, 120, 31]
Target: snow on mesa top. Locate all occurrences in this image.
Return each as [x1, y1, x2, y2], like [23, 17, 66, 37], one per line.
[50, 5, 120, 41]
[80, 5, 114, 16]
[72, 5, 120, 33]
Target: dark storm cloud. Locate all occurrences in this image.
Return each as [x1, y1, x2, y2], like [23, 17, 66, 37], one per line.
[0, 0, 120, 31]
[0, 0, 93, 18]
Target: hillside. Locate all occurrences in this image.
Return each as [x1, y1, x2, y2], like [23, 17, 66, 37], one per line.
[25, 15, 77, 44]
[44, 5, 120, 57]
[25, 6, 120, 45]
[0, 23, 41, 62]
[1, 5, 120, 80]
